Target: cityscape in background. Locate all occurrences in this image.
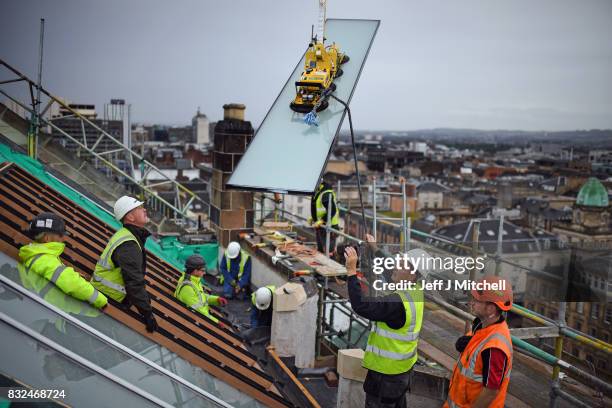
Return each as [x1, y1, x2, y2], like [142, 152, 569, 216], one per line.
[5, 95, 610, 382]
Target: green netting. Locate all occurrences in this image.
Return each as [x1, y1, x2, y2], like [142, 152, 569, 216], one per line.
[0, 142, 217, 272]
[159, 236, 218, 273]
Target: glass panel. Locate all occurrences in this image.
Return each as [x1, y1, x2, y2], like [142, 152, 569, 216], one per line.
[227, 19, 380, 194]
[0, 320, 157, 408]
[0, 253, 264, 407]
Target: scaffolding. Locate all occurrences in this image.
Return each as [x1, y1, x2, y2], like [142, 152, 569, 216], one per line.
[0, 59, 207, 225]
[253, 178, 612, 407]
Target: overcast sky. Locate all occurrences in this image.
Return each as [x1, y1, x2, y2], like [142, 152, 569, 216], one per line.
[2, 0, 611, 131]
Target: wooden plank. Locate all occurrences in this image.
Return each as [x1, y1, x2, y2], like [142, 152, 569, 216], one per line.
[510, 326, 559, 339]
[0, 209, 254, 362]
[0, 217, 286, 404]
[103, 306, 288, 407]
[0, 167, 292, 406]
[251, 227, 347, 277]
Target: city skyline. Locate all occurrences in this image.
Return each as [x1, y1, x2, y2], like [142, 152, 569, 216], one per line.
[2, 0, 611, 131]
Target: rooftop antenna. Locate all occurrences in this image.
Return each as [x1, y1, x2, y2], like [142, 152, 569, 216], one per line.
[28, 18, 45, 159]
[317, 0, 327, 44]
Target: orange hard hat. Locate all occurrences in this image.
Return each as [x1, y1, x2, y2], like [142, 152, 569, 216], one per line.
[471, 275, 513, 311]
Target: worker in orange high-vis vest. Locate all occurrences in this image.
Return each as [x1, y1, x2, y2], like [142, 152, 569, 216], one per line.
[444, 275, 513, 408]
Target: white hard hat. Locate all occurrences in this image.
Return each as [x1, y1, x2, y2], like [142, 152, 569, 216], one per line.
[254, 287, 273, 310]
[114, 196, 144, 221]
[405, 248, 434, 279]
[226, 241, 241, 259]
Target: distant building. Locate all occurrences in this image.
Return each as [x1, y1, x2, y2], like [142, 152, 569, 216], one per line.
[532, 177, 612, 380]
[430, 219, 570, 303]
[552, 177, 612, 246]
[416, 181, 450, 210]
[589, 150, 612, 164]
[50, 102, 122, 155]
[497, 183, 513, 209]
[192, 108, 210, 145]
[409, 141, 428, 153]
[168, 126, 193, 143]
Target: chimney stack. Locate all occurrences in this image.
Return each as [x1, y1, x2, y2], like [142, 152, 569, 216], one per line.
[210, 104, 254, 247]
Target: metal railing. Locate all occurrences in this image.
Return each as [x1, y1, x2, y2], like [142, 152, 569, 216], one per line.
[0, 59, 207, 225]
[253, 183, 611, 407]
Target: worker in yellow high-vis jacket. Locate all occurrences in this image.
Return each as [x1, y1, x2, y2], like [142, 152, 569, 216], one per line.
[309, 181, 340, 255]
[19, 212, 107, 310]
[344, 235, 433, 408]
[175, 254, 228, 326]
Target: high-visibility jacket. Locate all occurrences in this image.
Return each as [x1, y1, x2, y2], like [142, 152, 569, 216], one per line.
[219, 250, 250, 285]
[250, 285, 276, 308]
[17, 260, 102, 329]
[18, 242, 107, 309]
[444, 320, 513, 408]
[91, 227, 140, 302]
[363, 289, 424, 375]
[174, 273, 221, 323]
[315, 189, 339, 225]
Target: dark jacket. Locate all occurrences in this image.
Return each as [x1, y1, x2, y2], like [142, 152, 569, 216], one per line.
[111, 224, 152, 316]
[347, 276, 406, 330]
[347, 244, 406, 329]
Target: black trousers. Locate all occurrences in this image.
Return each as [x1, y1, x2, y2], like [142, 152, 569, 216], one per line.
[315, 225, 337, 254]
[363, 370, 412, 408]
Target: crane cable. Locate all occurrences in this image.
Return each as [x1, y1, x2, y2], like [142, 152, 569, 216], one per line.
[305, 91, 369, 237]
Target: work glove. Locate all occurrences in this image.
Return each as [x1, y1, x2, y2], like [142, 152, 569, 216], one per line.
[307, 217, 313, 225]
[455, 335, 473, 353]
[218, 297, 228, 306]
[143, 311, 159, 333]
[314, 220, 324, 228]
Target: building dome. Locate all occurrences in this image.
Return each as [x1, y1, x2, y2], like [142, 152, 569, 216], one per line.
[576, 177, 609, 207]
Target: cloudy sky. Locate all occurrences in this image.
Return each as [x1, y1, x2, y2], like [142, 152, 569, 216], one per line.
[2, 0, 611, 131]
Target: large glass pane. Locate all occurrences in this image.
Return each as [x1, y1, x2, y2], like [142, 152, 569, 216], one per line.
[0, 253, 264, 407]
[0, 319, 158, 408]
[227, 19, 380, 194]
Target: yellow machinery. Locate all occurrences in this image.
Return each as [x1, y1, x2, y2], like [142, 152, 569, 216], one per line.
[290, 0, 349, 113]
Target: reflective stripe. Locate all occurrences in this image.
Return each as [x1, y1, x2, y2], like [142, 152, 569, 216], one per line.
[98, 236, 135, 269]
[179, 281, 207, 310]
[365, 344, 416, 361]
[370, 290, 420, 342]
[371, 324, 420, 342]
[315, 190, 339, 224]
[93, 273, 126, 294]
[39, 282, 54, 298]
[25, 254, 44, 273]
[88, 288, 101, 305]
[403, 291, 417, 334]
[457, 333, 513, 381]
[50, 265, 66, 283]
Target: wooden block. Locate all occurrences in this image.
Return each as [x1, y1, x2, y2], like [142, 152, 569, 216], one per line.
[273, 283, 307, 312]
[337, 349, 367, 382]
[262, 221, 291, 230]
